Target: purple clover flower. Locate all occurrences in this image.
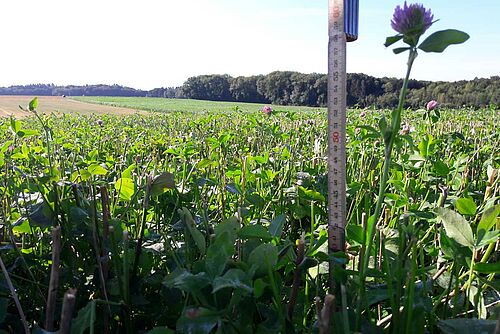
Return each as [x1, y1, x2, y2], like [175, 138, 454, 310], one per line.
[262, 106, 272, 115]
[426, 100, 438, 111]
[391, 2, 434, 42]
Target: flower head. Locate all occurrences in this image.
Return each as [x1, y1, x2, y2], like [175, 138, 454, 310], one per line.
[399, 122, 412, 135]
[262, 106, 272, 115]
[426, 100, 438, 111]
[391, 2, 434, 44]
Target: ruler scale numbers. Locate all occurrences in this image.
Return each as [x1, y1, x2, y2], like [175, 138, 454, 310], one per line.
[327, 0, 347, 255]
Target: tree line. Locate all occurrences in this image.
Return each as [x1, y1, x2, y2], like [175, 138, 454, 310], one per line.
[0, 84, 147, 97]
[176, 72, 500, 109]
[1, 73, 499, 109]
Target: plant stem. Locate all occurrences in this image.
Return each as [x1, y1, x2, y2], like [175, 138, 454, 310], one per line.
[287, 234, 305, 321]
[59, 289, 77, 334]
[45, 226, 61, 332]
[0, 254, 30, 334]
[356, 48, 417, 329]
[405, 243, 417, 334]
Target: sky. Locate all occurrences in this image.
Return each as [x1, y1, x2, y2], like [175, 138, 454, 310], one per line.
[0, 0, 498, 90]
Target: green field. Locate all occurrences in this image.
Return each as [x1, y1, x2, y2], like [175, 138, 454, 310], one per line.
[0, 97, 499, 333]
[72, 96, 325, 114]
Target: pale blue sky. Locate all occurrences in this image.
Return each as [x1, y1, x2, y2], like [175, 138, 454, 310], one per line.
[0, 0, 498, 89]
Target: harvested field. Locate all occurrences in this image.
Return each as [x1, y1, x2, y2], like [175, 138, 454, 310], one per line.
[0, 95, 145, 118]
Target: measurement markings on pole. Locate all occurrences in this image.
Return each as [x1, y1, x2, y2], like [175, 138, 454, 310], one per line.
[328, 0, 347, 253]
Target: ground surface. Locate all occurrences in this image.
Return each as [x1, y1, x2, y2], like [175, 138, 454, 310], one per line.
[0, 96, 145, 118]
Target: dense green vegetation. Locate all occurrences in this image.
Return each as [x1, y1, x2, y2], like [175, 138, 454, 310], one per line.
[0, 98, 498, 333]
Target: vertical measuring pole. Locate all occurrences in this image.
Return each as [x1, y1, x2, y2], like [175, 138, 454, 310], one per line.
[327, 0, 347, 291]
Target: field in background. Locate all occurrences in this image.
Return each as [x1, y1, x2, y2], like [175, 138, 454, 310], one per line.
[0, 96, 145, 118]
[72, 96, 325, 114]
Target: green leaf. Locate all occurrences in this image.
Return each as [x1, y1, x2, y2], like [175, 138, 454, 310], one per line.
[474, 262, 500, 274]
[206, 231, 234, 278]
[176, 308, 220, 334]
[418, 29, 469, 53]
[269, 214, 286, 238]
[248, 243, 278, 277]
[477, 204, 500, 234]
[384, 34, 403, 47]
[393, 47, 410, 54]
[214, 217, 240, 242]
[115, 178, 135, 201]
[253, 278, 268, 298]
[76, 169, 91, 182]
[164, 270, 210, 294]
[71, 300, 96, 334]
[179, 208, 206, 255]
[281, 145, 290, 159]
[87, 163, 108, 176]
[147, 327, 174, 334]
[69, 207, 89, 224]
[433, 160, 449, 176]
[28, 97, 38, 111]
[468, 285, 487, 319]
[28, 202, 55, 228]
[298, 257, 318, 270]
[436, 207, 474, 248]
[455, 197, 477, 215]
[239, 225, 272, 241]
[212, 269, 252, 294]
[475, 230, 499, 249]
[366, 286, 390, 307]
[297, 186, 325, 202]
[150, 172, 175, 197]
[346, 224, 364, 245]
[437, 319, 496, 334]
[9, 118, 21, 135]
[439, 230, 472, 264]
[418, 135, 432, 159]
[0, 140, 13, 153]
[18, 129, 38, 137]
[121, 163, 136, 178]
[12, 218, 31, 235]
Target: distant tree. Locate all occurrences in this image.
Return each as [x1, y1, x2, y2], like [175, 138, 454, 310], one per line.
[256, 71, 295, 105]
[230, 75, 266, 103]
[290, 73, 323, 106]
[147, 87, 178, 98]
[178, 74, 233, 101]
[314, 75, 327, 106]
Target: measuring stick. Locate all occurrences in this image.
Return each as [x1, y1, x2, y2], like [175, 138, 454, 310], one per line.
[327, 0, 347, 258]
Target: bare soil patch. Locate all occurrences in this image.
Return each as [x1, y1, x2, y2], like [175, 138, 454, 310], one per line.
[0, 96, 146, 118]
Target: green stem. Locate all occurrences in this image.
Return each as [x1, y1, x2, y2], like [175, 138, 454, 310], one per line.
[382, 236, 399, 332]
[405, 243, 417, 334]
[465, 248, 476, 298]
[479, 242, 496, 263]
[356, 48, 417, 329]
